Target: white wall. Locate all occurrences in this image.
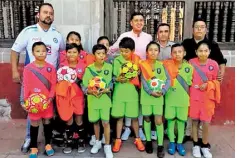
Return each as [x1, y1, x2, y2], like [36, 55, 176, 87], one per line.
[44, 0, 104, 53]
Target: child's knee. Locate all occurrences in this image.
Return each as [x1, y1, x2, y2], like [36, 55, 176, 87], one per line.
[144, 116, 150, 122]
[102, 121, 110, 128]
[43, 119, 50, 125]
[155, 116, 163, 125]
[75, 115, 83, 125]
[31, 120, 40, 126]
[131, 118, 138, 122]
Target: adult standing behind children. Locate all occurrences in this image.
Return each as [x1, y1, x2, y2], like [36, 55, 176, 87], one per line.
[109, 12, 152, 141]
[182, 17, 226, 146]
[10, 3, 65, 153]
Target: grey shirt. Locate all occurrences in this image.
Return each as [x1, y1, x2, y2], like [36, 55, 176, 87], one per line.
[157, 41, 175, 61]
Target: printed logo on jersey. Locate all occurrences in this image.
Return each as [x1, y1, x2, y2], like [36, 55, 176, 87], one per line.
[32, 37, 42, 42]
[78, 69, 83, 74]
[209, 65, 214, 71]
[80, 54, 84, 59]
[33, 88, 41, 93]
[47, 67, 52, 72]
[185, 67, 190, 73]
[157, 68, 161, 74]
[104, 70, 109, 75]
[46, 45, 52, 55]
[53, 38, 58, 43]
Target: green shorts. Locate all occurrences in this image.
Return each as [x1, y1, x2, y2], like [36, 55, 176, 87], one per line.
[111, 100, 139, 118]
[142, 104, 163, 116]
[88, 107, 111, 123]
[165, 106, 188, 121]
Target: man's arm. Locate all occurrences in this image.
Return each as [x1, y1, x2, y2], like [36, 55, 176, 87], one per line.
[11, 50, 21, 83]
[11, 28, 28, 83]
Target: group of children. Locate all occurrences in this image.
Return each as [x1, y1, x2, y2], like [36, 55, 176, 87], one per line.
[22, 31, 220, 158]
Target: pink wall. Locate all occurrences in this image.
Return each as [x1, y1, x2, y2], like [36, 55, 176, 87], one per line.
[0, 64, 235, 125]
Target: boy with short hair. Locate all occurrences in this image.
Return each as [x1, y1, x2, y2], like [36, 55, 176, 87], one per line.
[163, 43, 193, 156]
[82, 44, 113, 158]
[112, 37, 145, 153]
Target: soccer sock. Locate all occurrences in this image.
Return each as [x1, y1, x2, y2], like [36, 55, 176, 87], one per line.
[144, 120, 151, 141]
[30, 125, 39, 148]
[167, 120, 176, 142]
[43, 123, 52, 145]
[75, 123, 85, 141]
[177, 120, 185, 144]
[156, 124, 164, 146]
[65, 124, 74, 140]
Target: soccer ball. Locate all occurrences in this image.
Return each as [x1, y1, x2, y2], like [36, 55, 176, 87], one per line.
[57, 66, 77, 83]
[23, 93, 49, 113]
[88, 76, 107, 92]
[120, 62, 139, 79]
[147, 78, 165, 92]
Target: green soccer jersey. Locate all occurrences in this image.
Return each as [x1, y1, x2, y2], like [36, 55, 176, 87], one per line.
[165, 61, 193, 107]
[82, 62, 112, 110]
[140, 61, 170, 106]
[112, 55, 138, 102]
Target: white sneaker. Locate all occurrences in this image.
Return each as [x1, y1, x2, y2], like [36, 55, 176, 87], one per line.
[101, 134, 105, 144]
[201, 147, 212, 158]
[104, 145, 113, 158]
[91, 140, 102, 154]
[139, 128, 146, 141]
[151, 130, 157, 140]
[121, 127, 131, 141]
[89, 135, 96, 146]
[192, 146, 201, 158]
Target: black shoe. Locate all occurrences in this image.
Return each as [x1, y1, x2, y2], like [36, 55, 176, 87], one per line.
[78, 139, 86, 153]
[21, 138, 31, 153]
[63, 140, 73, 154]
[183, 135, 192, 143]
[157, 146, 165, 158]
[145, 141, 153, 154]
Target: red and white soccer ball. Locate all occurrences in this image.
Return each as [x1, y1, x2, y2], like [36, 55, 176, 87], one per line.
[148, 78, 165, 92]
[57, 66, 77, 83]
[24, 93, 49, 113]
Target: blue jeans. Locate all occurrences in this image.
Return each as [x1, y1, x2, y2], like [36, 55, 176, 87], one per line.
[20, 85, 31, 140]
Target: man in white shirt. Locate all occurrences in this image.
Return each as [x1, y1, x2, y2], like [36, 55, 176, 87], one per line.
[11, 3, 65, 153]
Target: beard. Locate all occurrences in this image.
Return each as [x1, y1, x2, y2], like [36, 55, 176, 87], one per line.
[40, 18, 53, 25]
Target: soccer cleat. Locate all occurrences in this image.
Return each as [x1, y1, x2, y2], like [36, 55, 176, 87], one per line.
[29, 148, 38, 158]
[104, 145, 114, 158]
[134, 138, 145, 151]
[157, 146, 165, 158]
[45, 144, 54, 156]
[145, 141, 153, 154]
[112, 139, 122, 153]
[176, 143, 186, 156]
[168, 142, 176, 155]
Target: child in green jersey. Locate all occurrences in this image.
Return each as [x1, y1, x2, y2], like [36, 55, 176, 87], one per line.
[112, 37, 145, 153]
[163, 43, 193, 156]
[82, 44, 113, 158]
[140, 42, 171, 158]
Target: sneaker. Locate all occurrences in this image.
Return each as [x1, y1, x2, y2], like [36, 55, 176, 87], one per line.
[104, 145, 113, 158]
[145, 141, 153, 154]
[183, 135, 192, 143]
[29, 148, 38, 158]
[201, 147, 212, 158]
[78, 139, 86, 153]
[101, 134, 105, 144]
[192, 145, 201, 158]
[90, 135, 96, 146]
[121, 127, 131, 141]
[21, 138, 31, 153]
[151, 130, 157, 140]
[157, 146, 165, 158]
[168, 142, 176, 155]
[91, 140, 102, 154]
[63, 141, 72, 154]
[112, 139, 122, 153]
[134, 138, 145, 151]
[139, 128, 146, 141]
[45, 144, 54, 156]
[176, 143, 186, 156]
